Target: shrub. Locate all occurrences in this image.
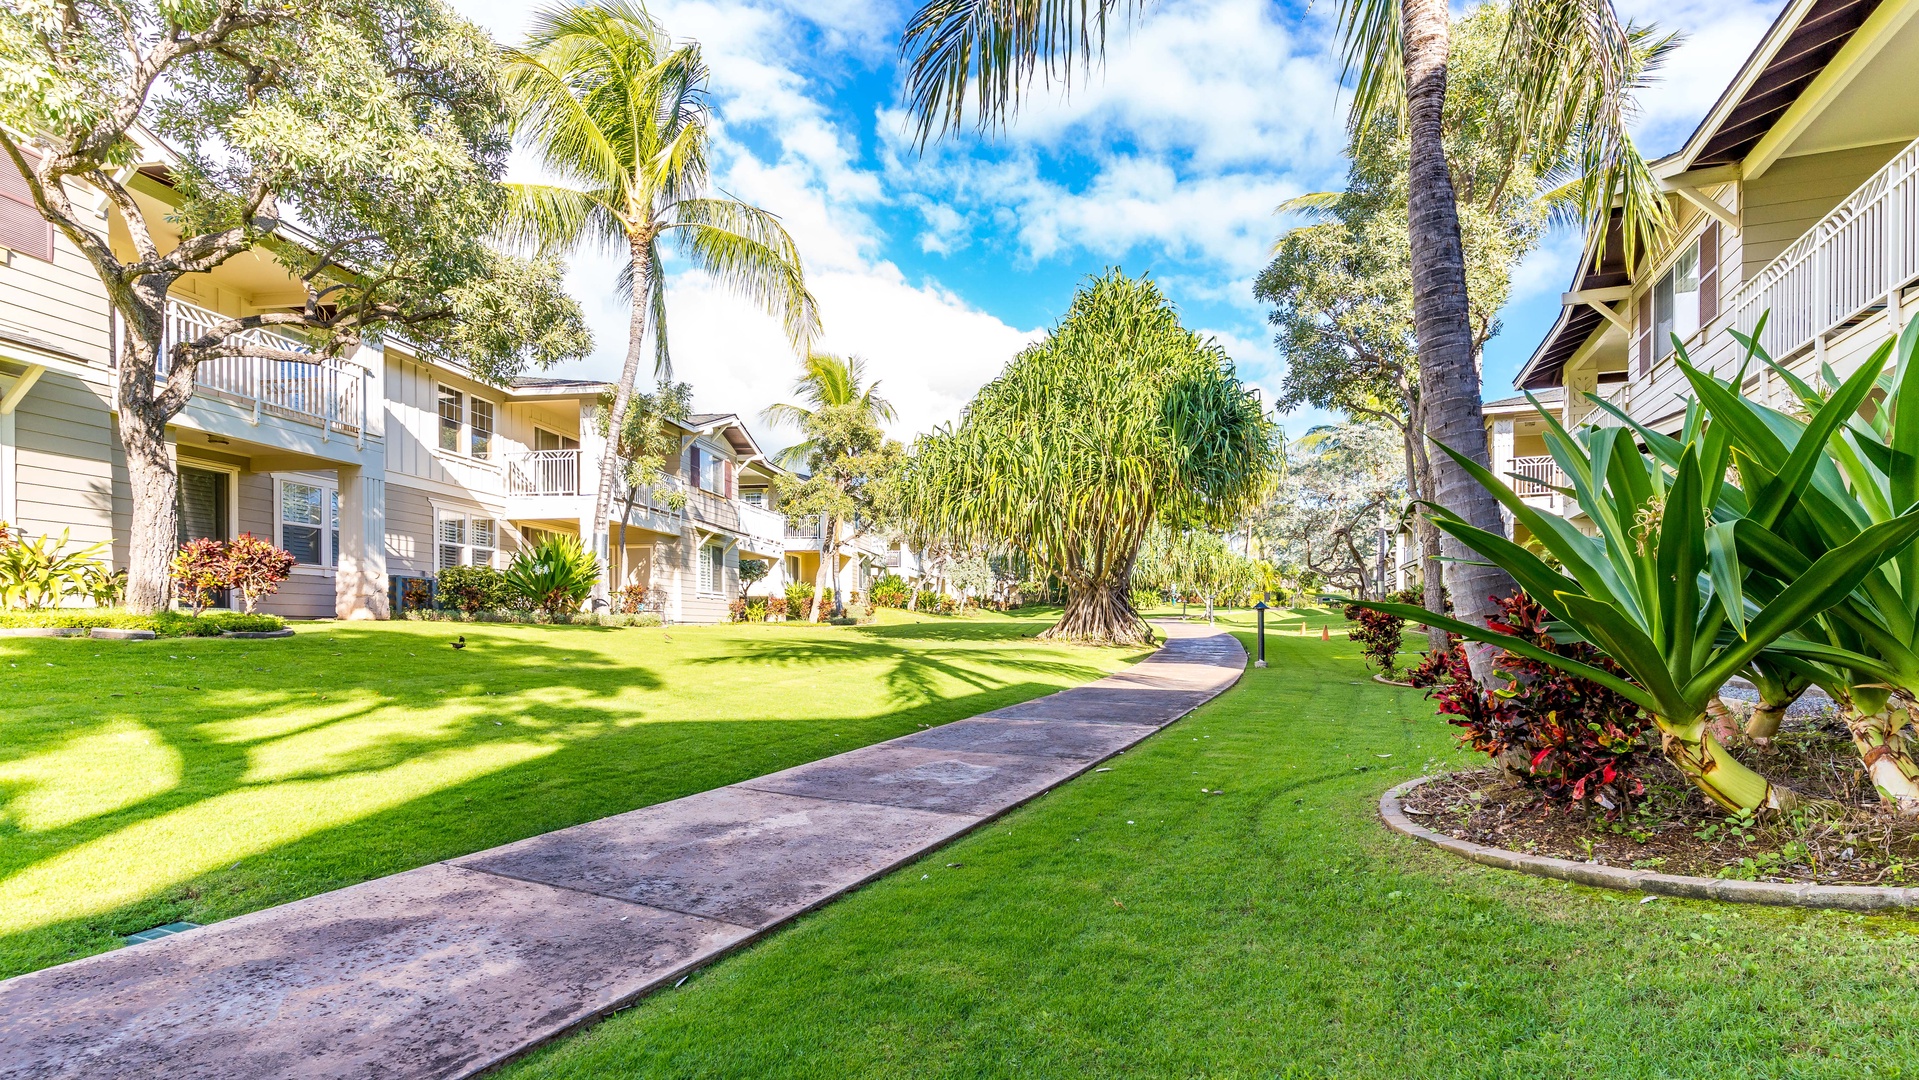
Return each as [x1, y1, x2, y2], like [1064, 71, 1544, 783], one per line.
[1410, 593, 1654, 815]
[397, 576, 435, 614]
[785, 581, 815, 618]
[437, 565, 510, 614]
[870, 574, 911, 608]
[935, 594, 958, 615]
[614, 582, 665, 615]
[85, 567, 127, 607]
[765, 595, 788, 618]
[1343, 588, 1420, 676]
[0, 608, 285, 636]
[728, 596, 748, 622]
[738, 558, 770, 597]
[1129, 585, 1161, 612]
[745, 597, 768, 621]
[913, 588, 940, 612]
[169, 538, 229, 616]
[225, 534, 297, 613]
[1, 527, 112, 610]
[504, 535, 600, 617]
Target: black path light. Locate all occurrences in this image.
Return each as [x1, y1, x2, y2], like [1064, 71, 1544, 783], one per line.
[1253, 600, 1268, 669]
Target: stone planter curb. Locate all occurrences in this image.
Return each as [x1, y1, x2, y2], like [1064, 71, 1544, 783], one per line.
[1381, 775, 1919, 911]
[221, 629, 295, 639]
[90, 628, 156, 640]
[0, 627, 86, 638]
[1371, 673, 1416, 687]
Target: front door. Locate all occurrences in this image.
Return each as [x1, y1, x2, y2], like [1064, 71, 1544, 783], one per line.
[177, 465, 231, 608]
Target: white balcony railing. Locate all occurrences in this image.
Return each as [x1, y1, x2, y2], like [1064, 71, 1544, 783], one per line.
[738, 502, 786, 552]
[1508, 455, 1567, 497]
[144, 298, 368, 439]
[506, 450, 580, 496]
[1628, 134, 1919, 422]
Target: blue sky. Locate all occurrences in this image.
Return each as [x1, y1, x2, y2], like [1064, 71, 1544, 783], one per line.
[452, 0, 1782, 448]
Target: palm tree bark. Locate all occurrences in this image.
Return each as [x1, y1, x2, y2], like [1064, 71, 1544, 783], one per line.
[590, 232, 656, 608]
[1403, 0, 1514, 681]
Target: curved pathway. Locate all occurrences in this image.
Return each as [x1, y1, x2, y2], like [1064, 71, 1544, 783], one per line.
[0, 622, 1244, 1080]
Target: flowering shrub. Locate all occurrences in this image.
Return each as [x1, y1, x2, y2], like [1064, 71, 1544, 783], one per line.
[1343, 588, 1420, 676]
[1411, 593, 1654, 814]
[765, 595, 788, 618]
[170, 538, 229, 616]
[226, 534, 297, 613]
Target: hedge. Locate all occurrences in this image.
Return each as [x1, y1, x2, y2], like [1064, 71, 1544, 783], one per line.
[0, 609, 287, 637]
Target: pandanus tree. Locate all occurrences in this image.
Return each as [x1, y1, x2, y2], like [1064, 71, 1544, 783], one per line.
[1359, 390, 1919, 812]
[503, 0, 818, 604]
[903, 270, 1278, 645]
[1646, 321, 1919, 811]
[899, 0, 1668, 677]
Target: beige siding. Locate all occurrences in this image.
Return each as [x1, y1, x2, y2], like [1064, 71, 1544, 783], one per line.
[0, 222, 113, 364]
[1740, 141, 1906, 276]
[10, 369, 122, 560]
[385, 481, 437, 578]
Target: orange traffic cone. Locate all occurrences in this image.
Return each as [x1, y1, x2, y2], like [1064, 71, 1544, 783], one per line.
[1320, 625, 1330, 642]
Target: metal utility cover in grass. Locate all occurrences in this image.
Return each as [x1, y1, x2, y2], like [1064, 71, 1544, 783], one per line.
[123, 922, 199, 945]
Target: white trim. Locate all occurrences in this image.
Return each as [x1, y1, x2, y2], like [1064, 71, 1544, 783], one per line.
[431, 502, 501, 571]
[0, 407, 13, 525]
[176, 457, 242, 544]
[273, 473, 340, 570]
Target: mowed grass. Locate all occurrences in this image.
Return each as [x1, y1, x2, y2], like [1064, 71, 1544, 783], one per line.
[0, 610, 1147, 979]
[501, 614, 1919, 1080]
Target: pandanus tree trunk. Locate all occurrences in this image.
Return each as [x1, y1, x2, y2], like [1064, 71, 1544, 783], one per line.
[1043, 575, 1151, 645]
[1658, 717, 1801, 813]
[1841, 689, 1919, 812]
[1402, 0, 1514, 680]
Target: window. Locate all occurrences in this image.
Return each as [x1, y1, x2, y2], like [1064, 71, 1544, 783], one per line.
[281, 482, 326, 564]
[0, 148, 53, 262]
[690, 445, 730, 495]
[437, 514, 465, 571]
[1653, 240, 1700, 361]
[177, 467, 230, 546]
[329, 489, 340, 568]
[471, 518, 495, 569]
[437, 386, 463, 452]
[742, 489, 764, 508]
[470, 398, 494, 460]
[699, 542, 722, 594]
[534, 427, 578, 452]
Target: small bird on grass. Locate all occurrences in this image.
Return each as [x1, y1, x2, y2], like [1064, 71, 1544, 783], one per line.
[451, 636, 466, 650]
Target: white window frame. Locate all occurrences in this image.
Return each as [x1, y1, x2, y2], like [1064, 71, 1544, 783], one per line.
[1651, 237, 1702, 362]
[433, 505, 500, 572]
[275, 475, 340, 572]
[436, 385, 463, 454]
[469, 396, 495, 460]
[698, 540, 726, 596]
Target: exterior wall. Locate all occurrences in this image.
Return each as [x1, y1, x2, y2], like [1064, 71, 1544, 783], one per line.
[384, 480, 438, 579]
[10, 368, 123, 558]
[0, 208, 113, 365]
[1740, 141, 1906, 276]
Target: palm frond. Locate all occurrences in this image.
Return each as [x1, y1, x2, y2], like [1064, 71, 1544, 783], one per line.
[669, 198, 821, 348]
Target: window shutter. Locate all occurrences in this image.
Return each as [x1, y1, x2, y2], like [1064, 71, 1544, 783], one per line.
[724, 458, 734, 498]
[1636, 291, 1653, 376]
[1698, 220, 1720, 327]
[0, 150, 54, 262]
[689, 447, 701, 490]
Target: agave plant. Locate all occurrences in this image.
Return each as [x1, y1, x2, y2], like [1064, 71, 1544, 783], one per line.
[1359, 387, 1919, 811]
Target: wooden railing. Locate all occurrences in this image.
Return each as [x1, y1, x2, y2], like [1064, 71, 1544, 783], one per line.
[505, 450, 580, 496]
[146, 298, 368, 439]
[1625, 133, 1919, 424]
[1508, 455, 1566, 497]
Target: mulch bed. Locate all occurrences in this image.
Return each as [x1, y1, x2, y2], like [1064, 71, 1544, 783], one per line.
[1402, 699, 1919, 887]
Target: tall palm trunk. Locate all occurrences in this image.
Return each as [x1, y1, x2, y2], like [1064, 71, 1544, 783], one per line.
[590, 231, 654, 607]
[1402, 0, 1514, 680]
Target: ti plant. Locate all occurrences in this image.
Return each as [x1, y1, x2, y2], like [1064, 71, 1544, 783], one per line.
[1359, 383, 1919, 812]
[1667, 318, 1919, 811]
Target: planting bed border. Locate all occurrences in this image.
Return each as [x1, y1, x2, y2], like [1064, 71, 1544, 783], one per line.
[1381, 775, 1919, 912]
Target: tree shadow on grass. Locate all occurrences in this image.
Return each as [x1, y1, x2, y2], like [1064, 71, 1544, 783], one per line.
[0, 620, 1130, 980]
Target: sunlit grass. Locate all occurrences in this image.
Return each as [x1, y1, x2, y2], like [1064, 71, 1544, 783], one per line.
[500, 623, 1919, 1079]
[0, 610, 1146, 977]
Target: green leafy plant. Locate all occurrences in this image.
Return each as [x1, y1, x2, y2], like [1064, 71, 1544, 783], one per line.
[437, 565, 512, 615]
[0, 528, 112, 611]
[785, 581, 815, 618]
[504, 535, 601, 617]
[169, 539, 229, 617]
[738, 559, 770, 598]
[870, 573, 911, 608]
[225, 534, 297, 614]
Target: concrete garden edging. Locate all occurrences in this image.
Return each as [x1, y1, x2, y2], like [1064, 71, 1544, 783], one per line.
[0, 627, 86, 638]
[1381, 775, 1919, 912]
[220, 629, 295, 639]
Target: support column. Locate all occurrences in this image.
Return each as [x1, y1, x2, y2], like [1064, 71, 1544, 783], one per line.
[335, 464, 389, 619]
[1490, 418, 1516, 534]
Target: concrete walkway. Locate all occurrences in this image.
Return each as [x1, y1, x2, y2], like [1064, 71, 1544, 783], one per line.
[0, 623, 1244, 1080]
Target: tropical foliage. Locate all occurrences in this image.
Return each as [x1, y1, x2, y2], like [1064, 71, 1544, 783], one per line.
[903, 271, 1276, 645]
[1134, 526, 1265, 621]
[436, 565, 516, 615]
[504, 535, 601, 617]
[1, 528, 112, 611]
[0, 0, 589, 612]
[224, 535, 298, 614]
[502, 0, 817, 601]
[1256, 423, 1404, 599]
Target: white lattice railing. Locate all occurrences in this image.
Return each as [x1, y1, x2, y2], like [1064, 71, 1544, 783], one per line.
[505, 450, 580, 496]
[145, 298, 368, 438]
[1508, 455, 1567, 496]
[1629, 134, 1919, 422]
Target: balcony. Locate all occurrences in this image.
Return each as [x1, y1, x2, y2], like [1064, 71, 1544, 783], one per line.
[738, 502, 786, 556]
[1507, 456, 1566, 497]
[786, 514, 825, 545]
[145, 298, 369, 438]
[506, 450, 581, 496]
[1626, 133, 1919, 423]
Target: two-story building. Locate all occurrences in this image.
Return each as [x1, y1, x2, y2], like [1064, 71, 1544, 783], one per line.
[0, 138, 807, 624]
[1504, 0, 1919, 458]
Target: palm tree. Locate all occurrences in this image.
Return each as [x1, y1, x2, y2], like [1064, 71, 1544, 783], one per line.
[898, 0, 1669, 676]
[762, 353, 898, 621]
[505, 0, 820, 604]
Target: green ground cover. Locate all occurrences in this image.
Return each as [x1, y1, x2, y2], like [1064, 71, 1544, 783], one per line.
[503, 614, 1919, 1080]
[0, 610, 1146, 978]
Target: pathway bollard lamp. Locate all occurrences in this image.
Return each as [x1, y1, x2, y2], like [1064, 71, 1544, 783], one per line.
[1253, 601, 1267, 668]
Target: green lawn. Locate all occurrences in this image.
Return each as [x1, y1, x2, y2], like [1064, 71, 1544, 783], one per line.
[500, 618, 1919, 1079]
[0, 610, 1147, 979]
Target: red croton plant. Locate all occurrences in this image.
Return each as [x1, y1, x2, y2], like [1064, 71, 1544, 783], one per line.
[1409, 593, 1655, 816]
